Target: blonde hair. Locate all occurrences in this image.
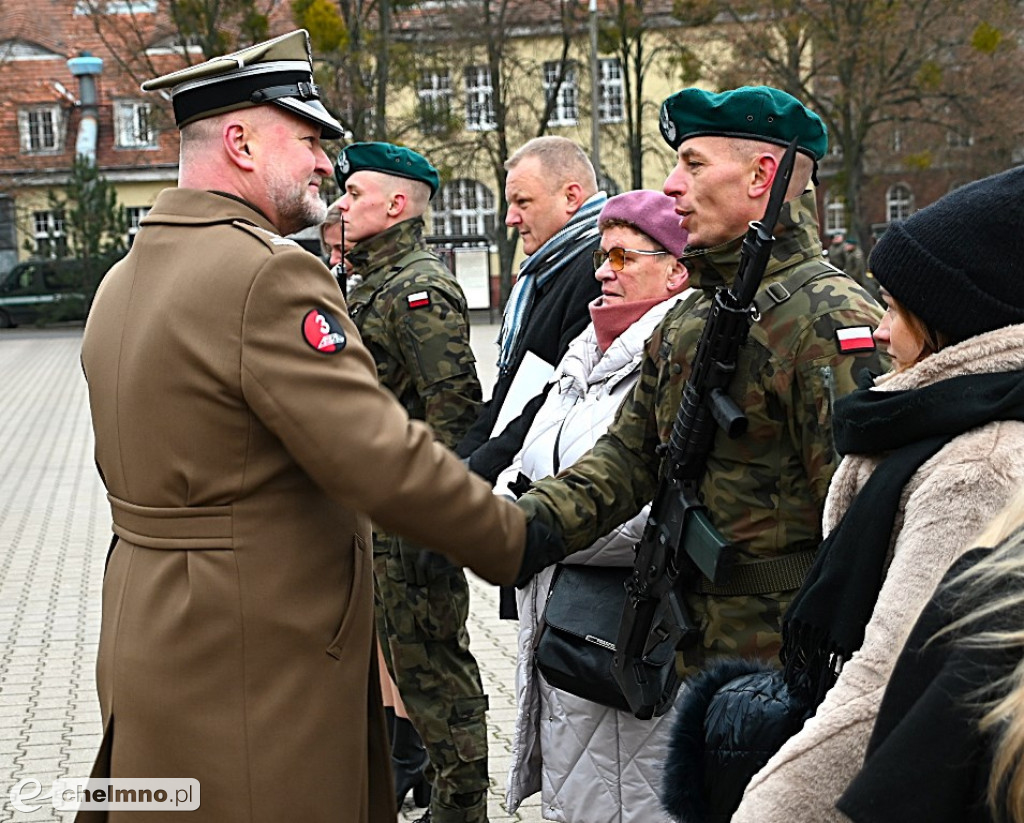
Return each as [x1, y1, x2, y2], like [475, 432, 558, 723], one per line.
[938, 486, 1024, 822]
[319, 199, 344, 256]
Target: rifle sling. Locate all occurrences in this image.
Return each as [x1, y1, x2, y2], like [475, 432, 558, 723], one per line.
[752, 261, 843, 317]
[696, 548, 817, 596]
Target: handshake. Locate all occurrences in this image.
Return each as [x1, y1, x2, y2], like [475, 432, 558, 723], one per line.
[512, 512, 567, 588]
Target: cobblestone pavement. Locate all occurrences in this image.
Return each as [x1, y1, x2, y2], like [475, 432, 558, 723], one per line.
[0, 321, 544, 822]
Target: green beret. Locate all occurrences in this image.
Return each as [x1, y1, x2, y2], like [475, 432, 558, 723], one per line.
[334, 142, 440, 198]
[141, 30, 344, 139]
[659, 85, 827, 161]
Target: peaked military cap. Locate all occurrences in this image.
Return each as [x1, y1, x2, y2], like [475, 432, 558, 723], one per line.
[334, 142, 441, 197]
[141, 29, 344, 139]
[659, 85, 828, 161]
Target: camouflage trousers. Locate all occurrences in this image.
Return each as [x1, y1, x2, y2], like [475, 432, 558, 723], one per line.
[678, 588, 794, 676]
[373, 539, 490, 823]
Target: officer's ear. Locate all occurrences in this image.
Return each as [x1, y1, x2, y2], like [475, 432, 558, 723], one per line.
[225, 121, 256, 170]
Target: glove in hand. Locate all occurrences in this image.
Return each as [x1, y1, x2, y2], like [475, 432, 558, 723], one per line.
[513, 516, 567, 589]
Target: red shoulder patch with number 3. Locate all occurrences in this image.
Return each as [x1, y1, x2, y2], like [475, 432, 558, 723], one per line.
[302, 308, 347, 354]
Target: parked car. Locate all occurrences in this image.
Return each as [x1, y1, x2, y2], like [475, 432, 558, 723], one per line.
[0, 254, 122, 328]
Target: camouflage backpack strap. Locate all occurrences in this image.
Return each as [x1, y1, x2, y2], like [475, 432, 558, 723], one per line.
[751, 261, 842, 318]
[387, 248, 464, 306]
[349, 250, 439, 333]
[391, 249, 438, 274]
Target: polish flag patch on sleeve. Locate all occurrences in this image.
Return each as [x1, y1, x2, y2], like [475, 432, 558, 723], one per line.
[835, 325, 876, 353]
[407, 291, 431, 309]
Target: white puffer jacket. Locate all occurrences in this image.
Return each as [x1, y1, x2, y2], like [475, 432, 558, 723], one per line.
[498, 293, 689, 823]
[733, 322, 1024, 823]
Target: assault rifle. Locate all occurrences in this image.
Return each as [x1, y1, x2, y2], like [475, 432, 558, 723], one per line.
[611, 137, 800, 719]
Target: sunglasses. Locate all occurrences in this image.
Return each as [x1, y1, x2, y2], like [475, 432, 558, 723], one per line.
[592, 247, 669, 272]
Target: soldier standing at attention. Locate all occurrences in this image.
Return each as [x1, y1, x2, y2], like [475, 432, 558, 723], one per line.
[334, 142, 488, 823]
[76, 31, 554, 823]
[517, 86, 890, 674]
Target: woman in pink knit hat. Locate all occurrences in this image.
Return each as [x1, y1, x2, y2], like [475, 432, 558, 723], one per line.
[499, 189, 691, 823]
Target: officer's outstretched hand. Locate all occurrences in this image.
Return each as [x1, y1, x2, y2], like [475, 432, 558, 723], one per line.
[512, 516, 567, 589]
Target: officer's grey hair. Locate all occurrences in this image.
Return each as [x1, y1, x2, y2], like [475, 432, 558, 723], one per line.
[178, 116, 224, 167]
[505, 136, 598, 196]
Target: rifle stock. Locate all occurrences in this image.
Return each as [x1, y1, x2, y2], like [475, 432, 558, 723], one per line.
[611, 138, 800, 718]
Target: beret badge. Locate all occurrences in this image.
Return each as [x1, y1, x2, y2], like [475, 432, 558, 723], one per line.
[660, 103, 677, 145]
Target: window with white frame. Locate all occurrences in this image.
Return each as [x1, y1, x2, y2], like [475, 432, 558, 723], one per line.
[464, 66, 496, 131]
[431, 179, 496, 237]
[598, 57, 624, 123]
[75, 0, 156, 13]
[886, 183, 914, 222]
[125, 206, 151, 245]
[891, 127, 903, 153]
[418, 69, 452, 133]
[114, 101, 157, 148]
[946, 126, 974, 148]
[33, 210, 66, 257]
[144, 33, 204, 56]
[824, 191, 846, 235]
[543, 61, 578, 127]
[18, 105, 64, 154]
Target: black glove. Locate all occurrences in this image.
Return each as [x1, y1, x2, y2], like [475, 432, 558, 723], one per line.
[399, 540, 454, 587]
[513, 516, 567, 589]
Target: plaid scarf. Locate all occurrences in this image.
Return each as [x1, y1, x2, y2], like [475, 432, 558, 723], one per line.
[497, 192, 606, 377]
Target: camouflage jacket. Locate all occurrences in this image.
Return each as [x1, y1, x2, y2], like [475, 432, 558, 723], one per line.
[346, 217, 481, 449]
[519, 190, 889, 665]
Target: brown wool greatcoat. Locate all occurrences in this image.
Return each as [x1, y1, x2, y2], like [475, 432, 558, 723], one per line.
[78, 189, 526, 823]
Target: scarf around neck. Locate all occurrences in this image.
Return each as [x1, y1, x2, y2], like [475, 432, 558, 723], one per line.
[782, 368, 1024, 704]
[589, 295, 666, 353]
[497, 192, 606, 376]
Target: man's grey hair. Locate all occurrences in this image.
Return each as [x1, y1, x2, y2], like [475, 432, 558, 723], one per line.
[505, 136, 598, 195]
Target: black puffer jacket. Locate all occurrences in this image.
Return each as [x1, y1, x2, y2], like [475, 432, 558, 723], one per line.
[661, 658, 813, 823]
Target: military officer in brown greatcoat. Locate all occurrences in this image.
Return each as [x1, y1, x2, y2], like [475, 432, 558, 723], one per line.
[77, 29, 554, 823]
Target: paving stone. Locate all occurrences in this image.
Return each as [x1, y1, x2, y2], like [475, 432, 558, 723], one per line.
[0, 325, 549, 823]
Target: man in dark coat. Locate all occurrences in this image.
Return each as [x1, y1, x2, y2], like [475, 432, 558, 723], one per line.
[455, 136, 605, 485]
[455, 136, 605, 619]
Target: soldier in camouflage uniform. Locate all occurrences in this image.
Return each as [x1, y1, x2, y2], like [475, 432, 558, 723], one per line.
[517, 86, 890, 675]
[334, 142, 489, 823]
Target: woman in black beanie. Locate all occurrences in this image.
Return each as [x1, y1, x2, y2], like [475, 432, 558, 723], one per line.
[726, 166, 1024, 823]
